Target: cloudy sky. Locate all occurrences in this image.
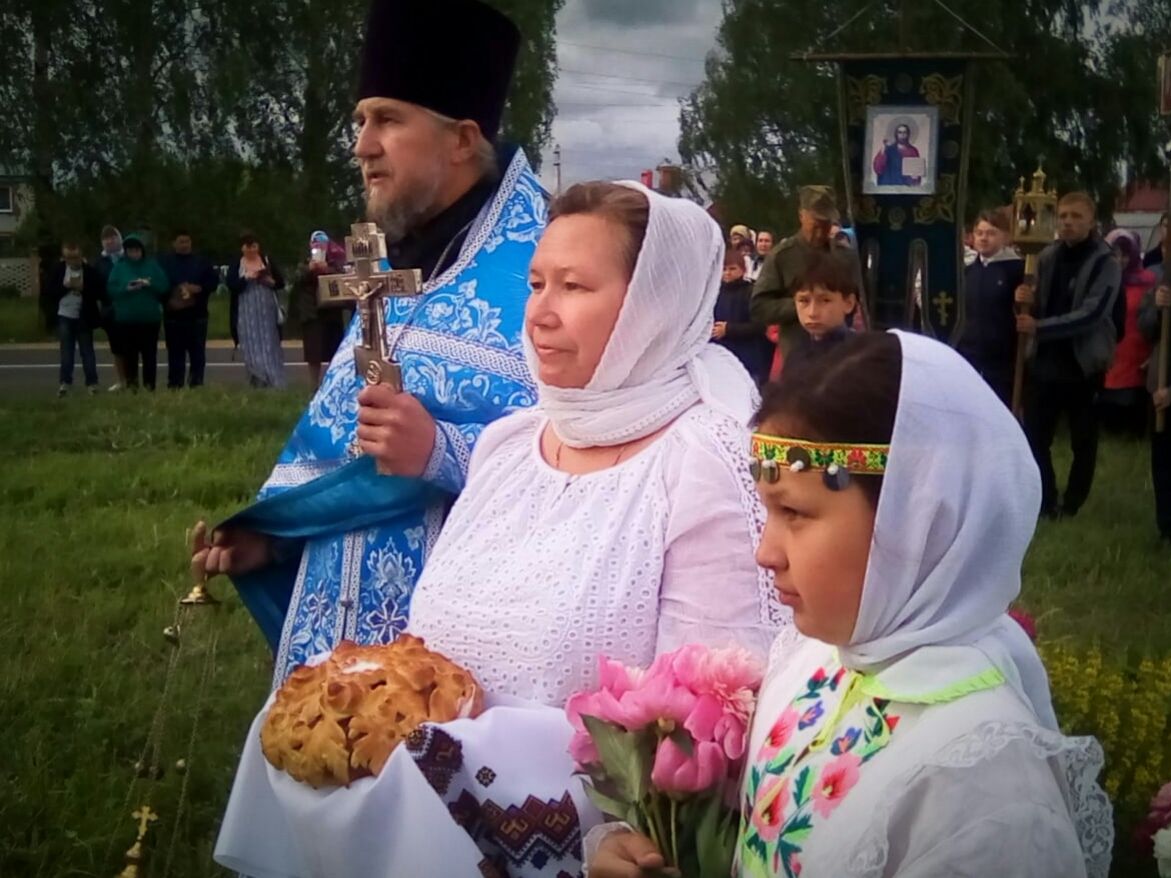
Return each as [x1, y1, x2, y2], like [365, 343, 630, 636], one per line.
[535, 0, 723, 190]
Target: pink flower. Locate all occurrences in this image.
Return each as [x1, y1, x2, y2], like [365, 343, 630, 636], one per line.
[597, 655, 642, 698]
[566, 687, 625, 734]
[749, 774, 789, 843]
[1007, 607, 1037, 642]
[615, 666, 698, 732]
[565, 681, 633, 767]
[651, 737, 727, 795]
[791, 853, 803, 875]
[811, 753, 861, 819]
[681, 693, 725, 743]
[758, 708, 799, 762]
[712, 712, 750, 761]
[671, 644, 764, 723]
[567, 729, 599, 767]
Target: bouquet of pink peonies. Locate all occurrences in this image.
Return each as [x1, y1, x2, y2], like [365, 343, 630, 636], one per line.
[1136, 781, 1171, 877]
[565, 644, 765, 876]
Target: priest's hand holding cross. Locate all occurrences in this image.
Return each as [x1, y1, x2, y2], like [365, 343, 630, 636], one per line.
[356, 384, 437, 477]
[316, 223, 434, 477]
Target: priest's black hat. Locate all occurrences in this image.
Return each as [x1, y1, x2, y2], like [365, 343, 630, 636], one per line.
[358, 0, 521, 143]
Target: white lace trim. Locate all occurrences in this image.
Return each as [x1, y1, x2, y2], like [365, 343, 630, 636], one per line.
[399, 326, 534, 388]
[422, 501, 445, 564]
[705, 410, 789, 631]
[340, 530, 365, 642]
[423, 149, 528, 294]
[263, 460, 342, 491]
[448, 425, 472, 481]
[421, 422, 449, 482]
[846, 720, 1113, 878]
[272, 548, 313, 689]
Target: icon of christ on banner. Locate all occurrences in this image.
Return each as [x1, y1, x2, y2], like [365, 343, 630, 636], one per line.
[863, 106, 939, 196]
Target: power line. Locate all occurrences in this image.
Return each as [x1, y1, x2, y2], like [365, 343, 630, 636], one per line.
[557, 81, 690, 98]
[557, 101, 683, 109]
[559, 40, 708, 64]
[561, 67, 702, 89]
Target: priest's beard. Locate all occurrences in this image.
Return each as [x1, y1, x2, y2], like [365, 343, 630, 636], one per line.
[365, 160, 445, 244]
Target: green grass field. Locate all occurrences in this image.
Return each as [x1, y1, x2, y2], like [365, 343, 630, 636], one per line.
[0, 388, 1166, 876]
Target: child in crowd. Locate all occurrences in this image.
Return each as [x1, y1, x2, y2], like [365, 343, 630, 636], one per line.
[783, 251, 860, 374]
[713, 248, 773, 385]
[588, 331, 1111, 878]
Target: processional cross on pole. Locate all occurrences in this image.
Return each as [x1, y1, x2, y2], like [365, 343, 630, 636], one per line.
[316, 223, 423, 392]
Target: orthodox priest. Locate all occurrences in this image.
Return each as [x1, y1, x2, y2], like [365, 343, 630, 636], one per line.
[192, 0, 543, 683]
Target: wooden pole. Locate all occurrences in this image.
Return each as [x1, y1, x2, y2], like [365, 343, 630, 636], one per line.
[1012, 251, 1038, 422]
[1158, 303, 1170, 434]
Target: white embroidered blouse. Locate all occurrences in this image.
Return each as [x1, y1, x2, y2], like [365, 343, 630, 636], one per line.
[407, 405, 793, 706]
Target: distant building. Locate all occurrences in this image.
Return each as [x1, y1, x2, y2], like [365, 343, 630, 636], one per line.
[1116, 182, 1169, 252]
[0, 168, 38, 297]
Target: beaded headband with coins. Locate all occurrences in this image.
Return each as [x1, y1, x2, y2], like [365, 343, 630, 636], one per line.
[750, 433, 890, 491]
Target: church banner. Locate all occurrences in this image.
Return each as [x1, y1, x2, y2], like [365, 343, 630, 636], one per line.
[837, 58, 975, 341]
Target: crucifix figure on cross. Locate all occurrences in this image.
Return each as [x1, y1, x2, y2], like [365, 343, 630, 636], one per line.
[316, 223, 423, 393]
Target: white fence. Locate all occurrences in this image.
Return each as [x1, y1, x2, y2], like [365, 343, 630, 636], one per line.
[0, 256, 38, 297]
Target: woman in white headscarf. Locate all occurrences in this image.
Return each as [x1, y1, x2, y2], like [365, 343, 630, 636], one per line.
[215, 182, 794, 878]
[589, 330, 1112, 878]
[408, 180, 792, 703]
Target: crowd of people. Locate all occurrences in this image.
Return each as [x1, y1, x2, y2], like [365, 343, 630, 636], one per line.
[171, 1, 1146, 877]
[40, 226, 362, 393]
[717, 195, 1169, 545]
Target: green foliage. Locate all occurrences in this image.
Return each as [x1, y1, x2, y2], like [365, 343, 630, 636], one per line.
[492, 0, 567, 165]
[681, 0, 1171, 233]
[1041, 644, 1171, 877]
[1021, 433, 1171, 877]
[0, 0, 563, 263]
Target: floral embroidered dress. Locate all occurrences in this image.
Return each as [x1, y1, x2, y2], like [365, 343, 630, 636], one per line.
[737, 637, 1110, 878]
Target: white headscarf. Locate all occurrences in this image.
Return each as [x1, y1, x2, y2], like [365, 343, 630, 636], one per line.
[101, 227, 124, 261]
[526, 181, 759, 448]
[842, 330, 1058, 729]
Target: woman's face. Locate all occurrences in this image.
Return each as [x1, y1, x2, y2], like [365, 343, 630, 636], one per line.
[754, 434, 878, 645]
[525, 214, 632, 389]
[124, 244, 143, 262]
[242, 242, 261, 259]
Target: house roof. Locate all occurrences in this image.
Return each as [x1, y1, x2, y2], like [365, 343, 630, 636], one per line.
[1118, 182, 1170, 213]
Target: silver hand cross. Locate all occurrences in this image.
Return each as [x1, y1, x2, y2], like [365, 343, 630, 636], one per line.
[316, 222, 422, 392]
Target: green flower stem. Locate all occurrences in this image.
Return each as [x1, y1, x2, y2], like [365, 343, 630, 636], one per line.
[647, 794, 670, 865]
[670, 798, 680, 867]
[643, 797, 664, 855]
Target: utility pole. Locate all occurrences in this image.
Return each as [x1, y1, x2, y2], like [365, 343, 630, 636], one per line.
[554, 144, 563, 195]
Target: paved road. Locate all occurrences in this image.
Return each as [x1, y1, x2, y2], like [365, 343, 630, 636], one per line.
[0, 341, 312, 392]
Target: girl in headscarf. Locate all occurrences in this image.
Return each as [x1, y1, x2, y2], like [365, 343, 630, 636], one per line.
[1102, 228, 1156, 436]
[226, 232, 287, 389]
[590, 331, 1111, 878]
